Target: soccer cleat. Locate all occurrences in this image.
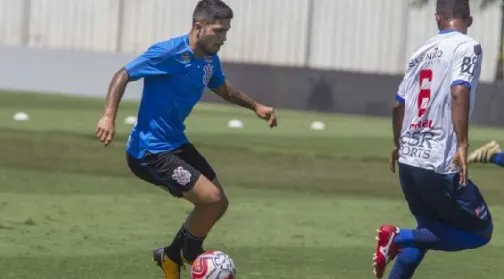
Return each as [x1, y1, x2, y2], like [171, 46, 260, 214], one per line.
[152, 247, 183, 279]
[373, 225, 400, 278]
[468, 140, 502, 164]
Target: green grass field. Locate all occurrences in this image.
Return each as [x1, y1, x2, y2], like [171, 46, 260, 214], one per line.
[1, 91, 503, 279]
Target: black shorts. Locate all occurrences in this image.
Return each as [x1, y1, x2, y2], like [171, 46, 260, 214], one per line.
[126, 143, 217, 198]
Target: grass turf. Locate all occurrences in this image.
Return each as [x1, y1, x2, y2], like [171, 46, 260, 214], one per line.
[0, 91, 503, 278]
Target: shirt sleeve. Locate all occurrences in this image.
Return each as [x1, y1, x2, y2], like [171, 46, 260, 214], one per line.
[207, 55, 226, 89]
[451, 42, 483, 89]
[124, 43, 175, 81]
[395, 77, 407, 104]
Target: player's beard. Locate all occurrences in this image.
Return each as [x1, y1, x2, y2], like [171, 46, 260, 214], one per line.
[200, 41, 218, 56]
[196, 29, 218, 56]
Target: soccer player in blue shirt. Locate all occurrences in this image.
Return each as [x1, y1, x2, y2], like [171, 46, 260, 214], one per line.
[96, 1, 277, 278]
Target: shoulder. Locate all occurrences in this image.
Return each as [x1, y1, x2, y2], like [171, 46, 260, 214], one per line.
[453, 33, 480, 46]
[449, 33, 482, 56]
[145, 34, 191, 60]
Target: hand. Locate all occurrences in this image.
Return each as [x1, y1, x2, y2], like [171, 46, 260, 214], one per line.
[452, 145, 469, 186]
[96, 115, 115, 146]
[389, 145, 399, 173]
[254, 104, 278, 128]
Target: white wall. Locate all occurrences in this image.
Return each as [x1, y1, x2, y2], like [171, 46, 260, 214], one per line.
[309, 0, 409, 74]
[28, 0, 119, 52]
[0, 44, 142, 99]
[405, 0, 502, 82]
[0, 0, 24, 45]
[0, 0, 502, 81]
[120, 0, 310, 66]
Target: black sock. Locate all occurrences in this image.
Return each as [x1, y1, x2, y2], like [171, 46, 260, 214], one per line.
[182, 227, 206, 262]
[164, 223, 188, 260]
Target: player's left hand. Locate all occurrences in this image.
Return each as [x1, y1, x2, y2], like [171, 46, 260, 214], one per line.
[452, 145, 469, 186]
[254, 104, 277, 128]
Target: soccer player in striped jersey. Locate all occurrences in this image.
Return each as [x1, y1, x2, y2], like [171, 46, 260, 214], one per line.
[373, 0, 493, 278]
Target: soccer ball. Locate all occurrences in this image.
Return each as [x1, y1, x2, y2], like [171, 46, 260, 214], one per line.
[191, 250, 236, 279]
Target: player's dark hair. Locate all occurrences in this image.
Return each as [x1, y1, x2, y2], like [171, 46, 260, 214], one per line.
[192, 0, 233, 24]
[436, 0, 470, 20]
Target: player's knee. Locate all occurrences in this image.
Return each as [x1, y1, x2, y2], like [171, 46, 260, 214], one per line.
[219, 193, 229, 215]
[483, 235, 491, 247]
[198, 186, 224, 208]
[475, 224, 493, 248]
[480, 231, 492, 247]
[468, 235, 491, 251]
[211, 178, 229, 214]
[186, 175, 226, 209]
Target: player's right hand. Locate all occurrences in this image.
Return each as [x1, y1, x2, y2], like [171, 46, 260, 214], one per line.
[96, 115, 115, 146]
[389, 146, 399, 173]
[452, 145, 468, 186]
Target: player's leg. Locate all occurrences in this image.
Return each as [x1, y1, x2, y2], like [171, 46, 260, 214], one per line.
[389, 170, 492, 251]
[490, 151, 504, 167]
[173, 144, 229, 261]
[179, 175, 227, 260]
[178, 144, 229, 222]
[375, 164, 493, 278]
[127, 150, 226, 279]
[380, 214, 490, 279]
[468, 140, 503, 167]
[407, 175, 492, 251]
[160, 175, 225, 278]
[387, 247, 427, 279]
[373, 163, 430, 278]
[208, 177, 229, 223]
[151, 144, 229, 266]
[126, 152, 186, 279]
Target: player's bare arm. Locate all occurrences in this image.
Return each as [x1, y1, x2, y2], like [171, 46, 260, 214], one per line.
[212, 80, 278, 128]
[96, 68, 129, 146]
[392, 101, 405, 149]
[451, 84, 471, 185]
[390, 101, 405, 173]
[212, 80, 256, 110]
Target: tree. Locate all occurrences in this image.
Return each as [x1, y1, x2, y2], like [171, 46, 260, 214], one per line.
[411, 0, 504, 82]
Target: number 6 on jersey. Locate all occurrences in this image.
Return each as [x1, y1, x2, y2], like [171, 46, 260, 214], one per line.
[417, 69, 433, 118]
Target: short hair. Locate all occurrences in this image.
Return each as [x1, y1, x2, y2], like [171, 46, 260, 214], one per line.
[436, 0, 471, 20]
[192, 0, 233, 24]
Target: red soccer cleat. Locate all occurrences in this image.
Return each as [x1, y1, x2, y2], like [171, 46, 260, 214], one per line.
[373, 224, 400, 278]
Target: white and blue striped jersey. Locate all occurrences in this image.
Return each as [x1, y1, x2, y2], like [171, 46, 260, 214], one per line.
[396, 30, 483, 174]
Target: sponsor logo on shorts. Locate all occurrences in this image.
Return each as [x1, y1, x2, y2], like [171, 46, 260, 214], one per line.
[475, 204, 488, 219]
[172, 166, 192, 186]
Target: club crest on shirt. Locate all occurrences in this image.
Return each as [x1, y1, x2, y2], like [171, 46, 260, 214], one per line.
[203, 63, 213, 86]
[180, 52, 191, 64]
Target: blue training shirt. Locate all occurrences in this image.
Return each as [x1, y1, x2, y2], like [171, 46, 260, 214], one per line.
[124, 34, 226, 159]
